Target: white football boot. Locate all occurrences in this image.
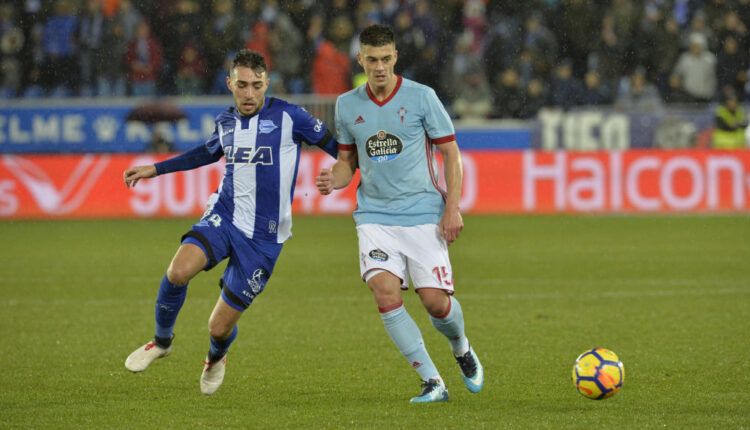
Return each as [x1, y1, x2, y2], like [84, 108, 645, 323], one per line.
[125, 340, 172, 372]
[200, 355, 227, 395]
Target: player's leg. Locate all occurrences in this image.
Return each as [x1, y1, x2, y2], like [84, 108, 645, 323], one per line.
[418, 288, 469, 356]
[408, 224, 484, 393]
[357, 224, 447, 403]
[125, 242, 208, 372]
[367, 271, 448, 403]
[199, 296, 242, 395]
[199, 232, 281, 395]
[419, 289, 483, 393]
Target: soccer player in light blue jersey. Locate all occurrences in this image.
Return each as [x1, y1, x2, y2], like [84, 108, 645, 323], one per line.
[316, 24, 483, 403]
[123, 50, 337, 395]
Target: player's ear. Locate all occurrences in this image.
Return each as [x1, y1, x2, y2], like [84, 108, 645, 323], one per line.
[356, 52, 363, 68]
[225, 75, 232, 92]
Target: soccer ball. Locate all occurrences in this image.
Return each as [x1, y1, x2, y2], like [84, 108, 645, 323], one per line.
[572, 348, 624, 400]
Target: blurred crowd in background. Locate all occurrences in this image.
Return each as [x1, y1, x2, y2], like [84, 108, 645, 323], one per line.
[2, 0, 750, 120]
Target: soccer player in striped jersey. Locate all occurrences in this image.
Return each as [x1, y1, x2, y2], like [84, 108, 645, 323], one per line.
[315, 24, 483, 403]
[123, 50, 337, 395]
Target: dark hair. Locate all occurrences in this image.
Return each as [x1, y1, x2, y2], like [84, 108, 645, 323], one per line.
[359, 24, 395, 47]
[232, 49, 268, 72]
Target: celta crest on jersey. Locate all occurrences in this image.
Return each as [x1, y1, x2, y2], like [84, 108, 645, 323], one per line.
[366, 130, 403, 162]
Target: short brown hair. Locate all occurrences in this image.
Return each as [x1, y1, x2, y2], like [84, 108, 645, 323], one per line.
[232, 49, 268, 72]
[359, 24, 395, 47]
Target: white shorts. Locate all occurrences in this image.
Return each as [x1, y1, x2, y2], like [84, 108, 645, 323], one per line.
[356, 223, 455, 293]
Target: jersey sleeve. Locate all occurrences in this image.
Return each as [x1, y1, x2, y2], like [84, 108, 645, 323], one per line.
[290, 104, 338, 157]
[204, 125, 223, 155]
[422, 87, 456, 144]
[154, 144, 223, 175]
[334, 96, 356, 151]
[205, 109, 233, 155]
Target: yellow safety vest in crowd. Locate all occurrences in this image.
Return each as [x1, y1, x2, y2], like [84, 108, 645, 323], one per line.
[712, 105, 747, 150]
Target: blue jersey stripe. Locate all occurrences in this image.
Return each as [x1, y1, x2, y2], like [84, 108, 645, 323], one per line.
[253, 109, 282, 241]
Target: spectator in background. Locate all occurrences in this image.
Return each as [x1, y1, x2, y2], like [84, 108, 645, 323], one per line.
[410, 0, 441, 91]
[716, 34, 748, 100]
[125, 21, 162, 96]
[491, 67, 525, 119]
[462, 0, 487, 55]
[157, 0, 200, 95]
[582, 69, 613, 106]
[452, 65, 492, 122]
[513, 49, 537, 88]
[326, 0, 355, 25]
[649, 15, 683, 99]
[683, 10, 715, 51]
[519, 77, 548, 119]
[175, 41, 205, 96]
[310, 17, 351, 95]
[41, 0, 79, 97]
[117, 0, 142, 43]
[204, 0, 242, 93]
[392, 8, 419, 79]
[717, 10, 747, 48]
[97, 15, 127, 97]
[589, 13, 626, 91]
[266, 1, 304, 94]
[0, 3, 24, 98]
[557, 0, 603, 76]
[483, 10, 523, 88]
[412, 0, 439, 47]
[20, 23, 44, 98]
[522, 12, 557, 81]
[78, 0, 106, 97]
[441, 30, 480, 103]
[238, 0, 262, 43]
[671, 32, 717, 103]
[712, 87, 747, 149]
[616, 66, 664, 112]
[549, 58, 584, 110]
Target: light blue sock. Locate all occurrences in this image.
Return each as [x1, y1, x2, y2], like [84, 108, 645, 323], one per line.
[430, 296, 470, 356]
[380, 304, 441, 382]
[209, 325, 238, 362]
[154, 275, 188, 340]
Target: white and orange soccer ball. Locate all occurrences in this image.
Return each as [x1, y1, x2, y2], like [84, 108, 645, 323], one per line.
[572, 348, 624, 400]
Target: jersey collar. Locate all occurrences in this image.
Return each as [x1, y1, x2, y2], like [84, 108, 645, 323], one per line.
[366, 75, 403, 107]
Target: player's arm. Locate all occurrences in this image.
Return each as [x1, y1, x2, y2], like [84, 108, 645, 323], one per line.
[315, 146, 357, 195]
[123, 144, 223, 188]
[436, 140, 464, 244]
[125, 120, 226, 188]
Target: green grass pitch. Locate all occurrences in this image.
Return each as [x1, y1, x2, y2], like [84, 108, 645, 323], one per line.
[1, 215, 748, 429]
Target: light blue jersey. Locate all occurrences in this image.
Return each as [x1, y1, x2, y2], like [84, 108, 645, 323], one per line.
[335, 76, 456, 226]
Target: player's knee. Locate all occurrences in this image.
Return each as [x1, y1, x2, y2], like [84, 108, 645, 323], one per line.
[420, 291, 450, 318]
[208, 321, 233, 340]
[166, 264, 193, 286]
[369, 288, 400, 309]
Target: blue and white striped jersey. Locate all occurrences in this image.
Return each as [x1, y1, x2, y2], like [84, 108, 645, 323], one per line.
[203, 97, 334, 243]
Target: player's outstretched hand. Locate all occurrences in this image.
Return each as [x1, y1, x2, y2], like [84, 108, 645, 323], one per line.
[315, 168, 334, 195]
[440, 205, 464, 245]
[124, 165, 157, 188]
